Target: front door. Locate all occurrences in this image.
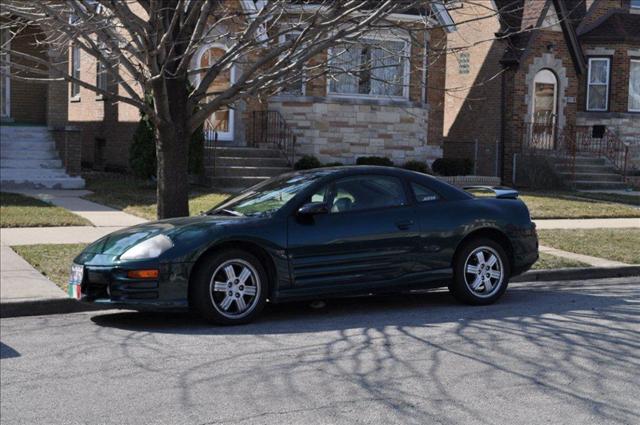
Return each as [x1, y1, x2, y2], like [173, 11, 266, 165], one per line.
[531, 69, 558, 149]
[0, 29, 10, 120]
[287, 174, 420, 293]
[198, 46, 234, 141]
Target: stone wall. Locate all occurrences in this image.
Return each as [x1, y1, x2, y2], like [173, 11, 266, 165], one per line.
[269, 97, 441, 165]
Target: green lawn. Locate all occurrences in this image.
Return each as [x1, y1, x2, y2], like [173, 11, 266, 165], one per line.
[538, 228, 640, 265]
[12, 243, 88, 292]
[521, 192, 640, 219]
[531, 252, 591, 270]
[571, 192, 640, 206]
[83, 174, 229, 221]
[1, 192, 91, 228]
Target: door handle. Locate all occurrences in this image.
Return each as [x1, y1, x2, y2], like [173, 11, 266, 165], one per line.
[395, 219, 414, 230]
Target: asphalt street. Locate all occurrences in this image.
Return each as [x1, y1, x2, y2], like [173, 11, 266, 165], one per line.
[1, 277, 639, 425]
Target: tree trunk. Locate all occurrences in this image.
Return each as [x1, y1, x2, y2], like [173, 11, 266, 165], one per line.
[154, 78, 190, 219]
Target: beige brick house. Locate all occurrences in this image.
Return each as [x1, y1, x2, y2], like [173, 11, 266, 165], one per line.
[444, 0, 639, 189]
[1, 1, 456, 190]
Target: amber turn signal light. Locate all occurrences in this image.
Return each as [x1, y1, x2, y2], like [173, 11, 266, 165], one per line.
[127, 269, 159, 279]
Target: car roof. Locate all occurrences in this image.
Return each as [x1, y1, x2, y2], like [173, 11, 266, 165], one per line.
[292, 166, 472, 201]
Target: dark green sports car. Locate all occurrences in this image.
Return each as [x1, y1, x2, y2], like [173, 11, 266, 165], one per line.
[70, 166, 538, 324]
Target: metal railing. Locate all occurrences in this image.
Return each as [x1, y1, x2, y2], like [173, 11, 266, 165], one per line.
[250, 110, 296, 166]
[521, 122, 631, 182]
[520, 122, 577, 181]
[203, 117, 219, 177]
[574, 126, 630, 178]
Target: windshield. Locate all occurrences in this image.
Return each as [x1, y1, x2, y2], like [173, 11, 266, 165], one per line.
[208, 172, 325, 217]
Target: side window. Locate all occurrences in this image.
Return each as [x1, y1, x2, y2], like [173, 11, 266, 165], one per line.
[330, 175, 407, 213]
[411, 182, 439, 203]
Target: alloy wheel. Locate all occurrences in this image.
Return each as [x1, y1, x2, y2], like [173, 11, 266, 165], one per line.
[463, 246, 504, 298]
[209, 259, 261, 319]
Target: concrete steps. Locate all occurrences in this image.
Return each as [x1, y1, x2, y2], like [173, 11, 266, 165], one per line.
[0, 125, 85, 189]
[549, 153, 630, 191]
[205, 144, 292, 191]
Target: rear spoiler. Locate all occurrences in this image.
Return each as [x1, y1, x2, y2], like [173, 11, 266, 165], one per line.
[463, 186, 519, 199]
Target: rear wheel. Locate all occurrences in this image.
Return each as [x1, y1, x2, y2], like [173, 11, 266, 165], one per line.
[191, 250, 267, 325]
[449, 238, 510, 305]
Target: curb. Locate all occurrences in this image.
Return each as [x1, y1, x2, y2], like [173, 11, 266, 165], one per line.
[2, 266, 639, 318]
[0, 298, 107, 319]
[513, 265, 640, 283]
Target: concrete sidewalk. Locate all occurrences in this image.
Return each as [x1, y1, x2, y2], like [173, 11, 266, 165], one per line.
[0, 245, 66, 302]
[1, 226, 126, 246]
[14, 189, 146, 227]
[534, 217, 639, 229]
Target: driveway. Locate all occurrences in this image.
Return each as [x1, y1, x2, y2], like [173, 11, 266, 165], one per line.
[1, 277, 639, 424]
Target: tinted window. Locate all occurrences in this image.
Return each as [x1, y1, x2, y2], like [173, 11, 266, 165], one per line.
[314, 175, 407, 213]
[411, 182, 439, 203]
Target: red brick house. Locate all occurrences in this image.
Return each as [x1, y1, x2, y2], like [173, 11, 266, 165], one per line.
[1, 1, 455, 190]
[444, 0, 639, 190]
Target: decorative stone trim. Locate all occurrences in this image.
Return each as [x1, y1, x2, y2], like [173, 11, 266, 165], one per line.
[585, 47, 615, 56]
[269, 95, 427, 109]
[628, 48, 640, 57]
[525, 53, 569, 129]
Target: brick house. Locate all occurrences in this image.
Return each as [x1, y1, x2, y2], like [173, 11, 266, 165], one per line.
[1, 2, 455, 190]
[444, 0, 640, 189]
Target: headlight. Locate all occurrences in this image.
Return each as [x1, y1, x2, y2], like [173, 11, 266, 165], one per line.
[120, 234, 173, 260]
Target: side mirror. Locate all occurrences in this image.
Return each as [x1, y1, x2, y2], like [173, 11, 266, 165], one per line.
[297, 202, 329, 216]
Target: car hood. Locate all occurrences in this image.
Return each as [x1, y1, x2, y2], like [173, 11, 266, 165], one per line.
[82, 215, 246, 256]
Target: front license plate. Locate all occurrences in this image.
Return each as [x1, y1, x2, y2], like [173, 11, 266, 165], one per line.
[68, 263, 84, 300]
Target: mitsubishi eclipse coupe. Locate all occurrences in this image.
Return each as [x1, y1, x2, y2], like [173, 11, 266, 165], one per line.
[70, 166, 538, 325]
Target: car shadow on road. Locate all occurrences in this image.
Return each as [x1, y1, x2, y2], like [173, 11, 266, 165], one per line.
[90, 279, 638, 336]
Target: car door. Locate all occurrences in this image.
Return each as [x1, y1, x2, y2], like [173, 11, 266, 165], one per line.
[410, 180, 459, 272]
[287, 173, 420, 293]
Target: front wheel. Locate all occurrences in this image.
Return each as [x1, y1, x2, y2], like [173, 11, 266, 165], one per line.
[449, 238, 510, 305]
[191, 250, 268, 325]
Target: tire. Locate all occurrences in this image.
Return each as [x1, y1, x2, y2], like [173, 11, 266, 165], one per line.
[191, 249, 268, 325]
[449, 238, 511, 305]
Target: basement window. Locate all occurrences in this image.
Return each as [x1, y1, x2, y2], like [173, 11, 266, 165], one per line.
[458, 52, 470, 75]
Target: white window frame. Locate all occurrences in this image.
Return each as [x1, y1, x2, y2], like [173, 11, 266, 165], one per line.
[586, 57, 610, 112]
[630, 59, 640, 112]
[192, 43, 236, 142]
[278, 31, 306, 96]
[327, 33, 411, 100]
[70, 45, 81, 100]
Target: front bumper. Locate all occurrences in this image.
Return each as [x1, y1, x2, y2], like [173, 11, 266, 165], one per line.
[74, 262, 192, 310]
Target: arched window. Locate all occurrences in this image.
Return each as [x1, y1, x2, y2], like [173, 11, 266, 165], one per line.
[195, 45, 235, 141]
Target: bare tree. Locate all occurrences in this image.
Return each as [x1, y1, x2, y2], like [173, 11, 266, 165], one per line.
[0, 0, 444, 218]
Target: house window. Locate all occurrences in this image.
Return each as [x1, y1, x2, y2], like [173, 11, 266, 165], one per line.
[70, 45, 81, 98]
[629, 59, 640, 112]
[586, 57, 610, 111]
[328, 38, 409, 98]
[96, 59, 107, 93]
[280, 32, 305, 96]
[458, 51, 470, 74]
[632, 0, 640, 8]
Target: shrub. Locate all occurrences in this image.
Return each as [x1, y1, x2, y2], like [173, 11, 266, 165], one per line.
[356, 156, 394, 166]
[323, 161, 344, 167]
[294, 155, 323, 170]
[188, 124, 205, 176]
[129, 113, 156, 179]
[432, 158, 474, 176]
[402, 160, 431, 174]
